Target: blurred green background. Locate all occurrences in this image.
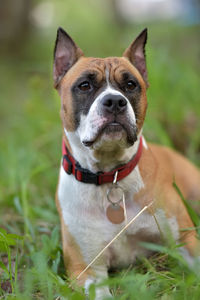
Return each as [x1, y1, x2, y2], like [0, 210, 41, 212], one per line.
[0, 0, 200, 297]
[0, 0, 200, 232]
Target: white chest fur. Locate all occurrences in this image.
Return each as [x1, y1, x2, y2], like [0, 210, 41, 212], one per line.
[58, 164, 162, 269]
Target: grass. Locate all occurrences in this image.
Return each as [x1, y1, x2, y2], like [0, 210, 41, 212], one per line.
[0, 0, 200, 298]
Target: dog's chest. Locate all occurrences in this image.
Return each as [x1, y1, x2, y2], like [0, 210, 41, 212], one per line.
[58, 165, 160, 268]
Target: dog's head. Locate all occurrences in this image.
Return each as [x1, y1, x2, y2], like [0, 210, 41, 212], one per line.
[53, 28, 148, 166]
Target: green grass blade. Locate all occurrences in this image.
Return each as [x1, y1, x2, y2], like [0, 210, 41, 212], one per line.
[173, 182, 200, 229]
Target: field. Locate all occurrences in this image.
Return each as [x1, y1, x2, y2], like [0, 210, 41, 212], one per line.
[0, 0, 200, 299]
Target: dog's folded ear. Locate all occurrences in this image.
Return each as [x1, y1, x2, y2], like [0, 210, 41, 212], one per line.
[53, 28, 84, 88]
[123, 28, 148, 87]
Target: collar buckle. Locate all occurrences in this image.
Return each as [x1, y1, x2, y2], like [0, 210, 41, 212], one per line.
[75, 166, 100, 185]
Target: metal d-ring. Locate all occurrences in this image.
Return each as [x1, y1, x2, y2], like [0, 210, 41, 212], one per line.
[113, 170, 118, 184]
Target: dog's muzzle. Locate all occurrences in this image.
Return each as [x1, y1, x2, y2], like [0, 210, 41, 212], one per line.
[80, 92, 137, 147]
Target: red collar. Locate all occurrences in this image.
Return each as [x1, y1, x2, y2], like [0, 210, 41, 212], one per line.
[62, 136, 143, 185]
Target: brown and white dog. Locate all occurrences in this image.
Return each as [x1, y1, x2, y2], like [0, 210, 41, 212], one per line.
[54, 27, 200, 299]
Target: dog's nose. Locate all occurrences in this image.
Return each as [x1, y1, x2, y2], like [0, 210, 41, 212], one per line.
[102, 94, 127, 114]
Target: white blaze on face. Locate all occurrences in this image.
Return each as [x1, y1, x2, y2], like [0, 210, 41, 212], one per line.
[77, 85, 136, 146]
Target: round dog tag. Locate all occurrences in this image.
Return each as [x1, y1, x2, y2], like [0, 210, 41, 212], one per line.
[107, 185, 124, 204]
[106, 204, 125, 224]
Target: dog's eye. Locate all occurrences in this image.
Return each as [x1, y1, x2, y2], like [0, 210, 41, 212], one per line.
[126, 80, 137, 91]
[78, 81, 91, 91]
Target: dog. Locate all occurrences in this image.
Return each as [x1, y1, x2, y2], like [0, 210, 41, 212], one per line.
[53, 27, 200, 299]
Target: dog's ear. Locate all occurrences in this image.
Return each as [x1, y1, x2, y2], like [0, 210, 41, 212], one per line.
[123, 28, 148, 87]
[53, 27, 84, 88]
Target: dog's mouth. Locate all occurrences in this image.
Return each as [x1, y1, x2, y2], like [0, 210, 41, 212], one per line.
[103, 122, 124, 133]
[82, 121, 137, 147]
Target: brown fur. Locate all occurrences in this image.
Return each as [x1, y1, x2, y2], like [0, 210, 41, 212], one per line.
[137, 143, 200, 255]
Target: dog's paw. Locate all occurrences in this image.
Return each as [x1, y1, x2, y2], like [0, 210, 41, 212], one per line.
[179, 247, 200, 269]
[84, 277, 113, 300]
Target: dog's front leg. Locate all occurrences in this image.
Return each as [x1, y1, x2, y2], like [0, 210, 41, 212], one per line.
[60, 219, 92, 284]
[61, 219, 112, 299]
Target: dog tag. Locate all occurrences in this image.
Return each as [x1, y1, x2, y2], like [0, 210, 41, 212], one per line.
[106, 204, 125, 224]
